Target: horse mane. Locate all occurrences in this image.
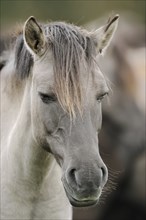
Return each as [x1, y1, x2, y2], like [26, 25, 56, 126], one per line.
[15, 21, 96, 117]
[15, 35, 34, 78]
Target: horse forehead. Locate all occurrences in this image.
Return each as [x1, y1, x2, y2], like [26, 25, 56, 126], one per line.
[33, 56, 107, 93]
[34, 70, 107, 94]
[34, 58, 54, 82]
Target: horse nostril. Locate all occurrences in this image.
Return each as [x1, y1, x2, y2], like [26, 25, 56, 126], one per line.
[101, 165, 108, 185]
[101, 166, 105, 176]
[70, 168, 76, 177]
[67, 168, 77, 184]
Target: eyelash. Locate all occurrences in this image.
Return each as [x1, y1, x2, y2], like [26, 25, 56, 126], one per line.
[39, 92, 57, 104]
[96, 92, 108, 102]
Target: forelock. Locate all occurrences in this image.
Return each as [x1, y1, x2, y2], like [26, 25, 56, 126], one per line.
[44, 22, 96, 117]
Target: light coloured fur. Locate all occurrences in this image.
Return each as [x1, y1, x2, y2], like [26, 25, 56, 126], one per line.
[0, 15, 119, 219]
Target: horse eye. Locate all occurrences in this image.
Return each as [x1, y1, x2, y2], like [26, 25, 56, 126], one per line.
[96, 92, 108, 102]
[38, 92, 57, 104]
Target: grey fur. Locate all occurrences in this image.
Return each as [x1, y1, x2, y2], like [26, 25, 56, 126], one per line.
[15, 35, 33, 79]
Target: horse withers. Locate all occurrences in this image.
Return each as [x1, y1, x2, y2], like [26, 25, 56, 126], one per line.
[0, 15, 119, 219]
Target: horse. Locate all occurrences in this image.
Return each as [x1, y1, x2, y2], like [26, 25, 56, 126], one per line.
[0, 15, 119, 219]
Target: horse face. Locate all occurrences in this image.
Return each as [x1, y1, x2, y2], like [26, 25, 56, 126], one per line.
[30, 56, 109, 207]
[23, 16, 119, 207]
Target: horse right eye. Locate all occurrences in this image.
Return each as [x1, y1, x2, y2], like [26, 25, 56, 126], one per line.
[38, 92, 57, 104]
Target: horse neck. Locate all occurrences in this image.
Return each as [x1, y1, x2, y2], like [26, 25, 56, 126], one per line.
[6, 79, 52, 188]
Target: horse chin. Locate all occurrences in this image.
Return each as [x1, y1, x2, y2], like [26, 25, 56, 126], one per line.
[67, 193, 98, 207]
[63, 184, 99, 207]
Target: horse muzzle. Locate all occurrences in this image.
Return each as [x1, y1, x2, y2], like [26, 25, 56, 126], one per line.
[62, 177, 102, 207]
[61, 160, 108, 207]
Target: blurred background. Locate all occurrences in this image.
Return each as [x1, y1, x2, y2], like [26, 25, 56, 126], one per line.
[1, 1, 145, 220]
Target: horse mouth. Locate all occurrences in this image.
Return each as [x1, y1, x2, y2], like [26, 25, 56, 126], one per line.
[66, 190, 98, 207]
[62, 181, 100, 207]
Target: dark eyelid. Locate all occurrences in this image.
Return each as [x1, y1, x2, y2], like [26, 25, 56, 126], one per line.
[96, 91, 109, 101]
[38, 92, 57, 103]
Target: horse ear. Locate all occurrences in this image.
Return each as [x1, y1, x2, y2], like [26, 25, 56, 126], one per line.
[23, 16, 46, 56]
[94, 14, 119, 55]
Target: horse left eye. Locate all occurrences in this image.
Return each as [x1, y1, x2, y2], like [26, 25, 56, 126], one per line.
[39, 92, 57, 104]
[96, 92, 108, 102]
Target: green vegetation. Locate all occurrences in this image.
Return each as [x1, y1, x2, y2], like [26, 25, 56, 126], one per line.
[1, 0, 145, 28]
